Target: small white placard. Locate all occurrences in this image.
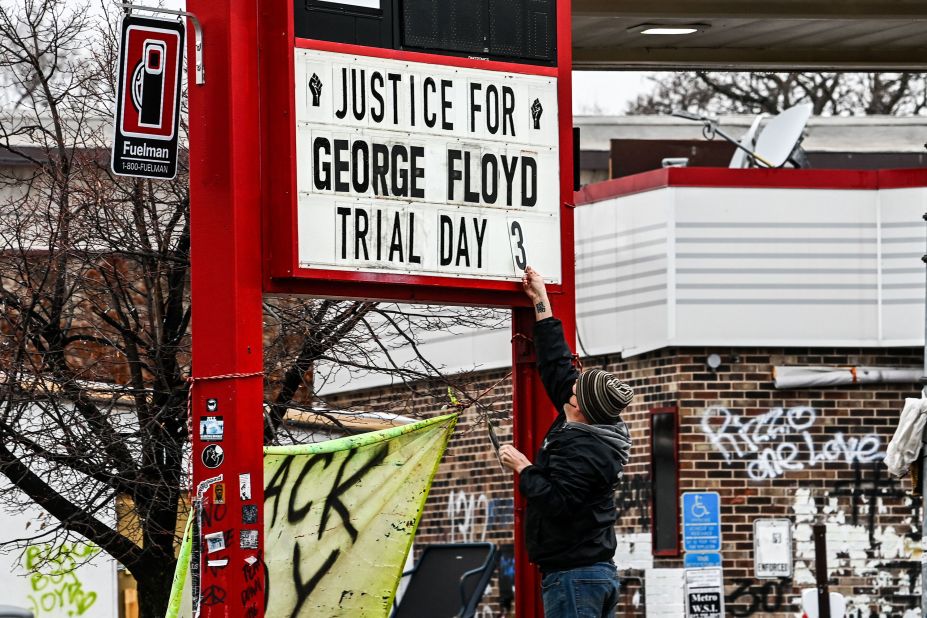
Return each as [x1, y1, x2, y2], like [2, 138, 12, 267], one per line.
[685, 568, 725, 618]
[239, 473, 252, 500]
[753, 518, 792, 578]
[318, 0, 381, 8]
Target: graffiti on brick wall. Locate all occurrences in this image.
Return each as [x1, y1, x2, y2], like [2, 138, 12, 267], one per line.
[614, 474, 651, 530]
[700, 406, 883, 480]
[23, 542, 101, 617]
[447, 490, 514, 543]
[792, 486, 921, 618]
[831, 458, 918, 545]
[725, 578, 787, 616]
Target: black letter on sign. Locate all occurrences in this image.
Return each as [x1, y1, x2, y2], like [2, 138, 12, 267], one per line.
[387, 73, 401, 124]
[473, 217, 487, 268]
[288, 453, 334, 523]
[351, 69, 366, 120]
[463, 152, 479, 204]
[511, 221, 527, 270]
[440, 215, 453, 266]
[335, 68, 348, 119]
[372, 143, 390, 196]
[333, 139, 349, 193]
[456, 216, 470, 267]
[320, 444, 390, 542]
[391, 145, 409, 197]
[389, 212, 404, 263]
[447, 149, 462, 201]
[469, 82, 482, 132]
[502, 86, 515, 136]
[481, 153, 498, 204]
[370, 71, 385, 123]
[440, 79, 453, 130]
[501, 155, 518, 206]
[521, 157, 537, 207]
[264, 455, 294, 528]
[336, 208, 351, 260]
[355, 209, 370, 260]
[410, 146, 425, 199]
[408, 212, 422, 264]
[290, 542, 340, 618]
[486, 85, 499, 135]
[423, 77, 437, 128]
[313, 137, 331, 191]
[351, 141, 369, 193]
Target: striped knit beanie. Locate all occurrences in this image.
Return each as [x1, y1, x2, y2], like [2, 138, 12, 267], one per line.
[575, 369, 634, 424]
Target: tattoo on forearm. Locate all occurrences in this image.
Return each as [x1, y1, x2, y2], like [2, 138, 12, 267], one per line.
[535, 301, 546, 314]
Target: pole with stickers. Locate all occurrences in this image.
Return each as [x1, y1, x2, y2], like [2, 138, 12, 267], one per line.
[186, 0, 574, 614]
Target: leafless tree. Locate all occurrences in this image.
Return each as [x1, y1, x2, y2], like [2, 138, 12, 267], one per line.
[628, 71, 927, 116]
[0, 2, 506, 616]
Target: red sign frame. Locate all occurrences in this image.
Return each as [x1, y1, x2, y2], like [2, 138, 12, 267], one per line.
[258, 0, 574, 307]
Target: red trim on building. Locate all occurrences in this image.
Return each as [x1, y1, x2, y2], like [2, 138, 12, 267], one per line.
[574, 167, 927, 206]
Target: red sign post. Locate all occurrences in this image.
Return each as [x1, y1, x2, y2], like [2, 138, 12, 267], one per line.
[187, 0, 573, 614]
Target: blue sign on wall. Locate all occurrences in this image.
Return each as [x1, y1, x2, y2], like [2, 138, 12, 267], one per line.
[684, 552, 722, 568]
[682, 492, 722, 553]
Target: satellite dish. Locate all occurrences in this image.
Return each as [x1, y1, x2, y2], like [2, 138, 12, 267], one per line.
[729, 114, 765, 168]
[752, 103, 813, 167]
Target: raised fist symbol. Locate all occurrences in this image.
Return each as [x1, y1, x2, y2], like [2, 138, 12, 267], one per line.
[309, 73, 322, 107]
[531, 98, 543, 130]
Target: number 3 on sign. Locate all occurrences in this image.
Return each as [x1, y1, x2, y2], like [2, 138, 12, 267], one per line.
[509, 219, 528, 273]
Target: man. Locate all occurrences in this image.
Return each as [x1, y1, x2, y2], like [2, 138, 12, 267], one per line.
[499, 266, 633, 618]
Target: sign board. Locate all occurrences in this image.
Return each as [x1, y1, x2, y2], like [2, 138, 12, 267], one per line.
[685, 568, 725, 618]
[685, 552, 722, 569]
[682, 492, 722, 553]
[754, 518, 792, 578]
[292, 47, 561, 283]
[111, 15, 184, 180]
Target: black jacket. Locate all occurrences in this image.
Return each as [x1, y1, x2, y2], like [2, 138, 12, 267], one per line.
[518, 317, 632, 571]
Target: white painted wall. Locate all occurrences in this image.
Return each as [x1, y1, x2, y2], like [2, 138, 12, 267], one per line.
[0, 503, 118, 618]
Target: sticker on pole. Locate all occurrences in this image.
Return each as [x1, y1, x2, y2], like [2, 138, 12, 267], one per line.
[111, 15, 184, 180]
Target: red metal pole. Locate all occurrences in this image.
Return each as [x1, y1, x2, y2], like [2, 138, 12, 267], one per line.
[188, 0, 265, 615]
[512, 0, 575, 613]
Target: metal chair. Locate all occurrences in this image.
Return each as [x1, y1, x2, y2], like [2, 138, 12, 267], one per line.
[392, 542, 498, 618]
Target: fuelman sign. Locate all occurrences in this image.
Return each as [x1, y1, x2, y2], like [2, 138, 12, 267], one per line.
[294, 48, 561, 282]
[111, 15, 184, 180]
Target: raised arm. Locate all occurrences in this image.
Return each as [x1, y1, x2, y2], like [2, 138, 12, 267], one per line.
[522, 266, 553, 321]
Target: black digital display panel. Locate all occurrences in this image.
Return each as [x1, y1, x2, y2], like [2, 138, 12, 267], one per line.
[293, 0, 556, 65]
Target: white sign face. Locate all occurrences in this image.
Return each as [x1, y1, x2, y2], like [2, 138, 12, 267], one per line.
[684, 567, 725, 618]
[753, 518, 792, 578]
[294, 48, 562, 283]
[318, 0, 381, 7]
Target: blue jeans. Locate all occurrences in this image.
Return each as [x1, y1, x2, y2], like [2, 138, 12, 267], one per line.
[541, 562, 620, 618]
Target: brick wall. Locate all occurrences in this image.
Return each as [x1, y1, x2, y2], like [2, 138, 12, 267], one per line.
[327, 346, 922, 618]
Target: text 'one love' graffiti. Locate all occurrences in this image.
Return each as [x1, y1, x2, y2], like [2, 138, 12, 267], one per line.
[701, 406, 882, 480]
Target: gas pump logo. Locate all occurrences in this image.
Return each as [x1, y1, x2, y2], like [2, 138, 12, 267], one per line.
[134, 40, 167, 129]
[118, 25, 181, 140]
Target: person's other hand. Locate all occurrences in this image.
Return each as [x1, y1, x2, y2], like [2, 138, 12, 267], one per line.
[499, 444, 532, 474]
[521, 265, 546, 303]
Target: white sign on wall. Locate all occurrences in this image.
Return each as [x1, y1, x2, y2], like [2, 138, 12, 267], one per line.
[754, 518, 793, 578]
[294, 48, 562, 282]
